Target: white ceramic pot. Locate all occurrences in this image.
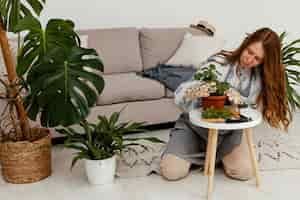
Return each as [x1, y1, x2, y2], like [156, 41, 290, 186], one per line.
[84, 155, 116, 185]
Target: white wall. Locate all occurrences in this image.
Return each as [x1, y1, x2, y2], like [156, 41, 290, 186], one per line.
[40, 0, 300, 49]
[39, 0, 300, 133]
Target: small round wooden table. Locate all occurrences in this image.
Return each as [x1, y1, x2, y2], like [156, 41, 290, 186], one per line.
[189, 108, 262, 200]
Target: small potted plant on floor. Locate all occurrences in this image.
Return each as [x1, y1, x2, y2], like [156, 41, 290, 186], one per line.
[192, 64, 230, 109]
[57, 110, 165, 185]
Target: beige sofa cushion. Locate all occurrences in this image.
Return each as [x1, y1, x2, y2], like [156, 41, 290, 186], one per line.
[79, 28, 143, 74]
[89, 99, 181, 125]
[139, 28, 208, 70]
[139, 28, 186, 70]
[166, 32, 225, 67]
[97, 73, 165, 105]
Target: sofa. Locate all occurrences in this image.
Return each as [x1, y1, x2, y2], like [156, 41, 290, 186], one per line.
[0, 26, 219, 138]
[78, 27, 213, 126]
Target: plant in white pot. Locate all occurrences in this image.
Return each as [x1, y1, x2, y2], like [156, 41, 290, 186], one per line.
[0, 1, 104, 183]
[57, 110, 165, 185]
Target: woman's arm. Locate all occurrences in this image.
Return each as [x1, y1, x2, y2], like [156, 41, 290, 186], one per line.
[174, 80, 203, 112]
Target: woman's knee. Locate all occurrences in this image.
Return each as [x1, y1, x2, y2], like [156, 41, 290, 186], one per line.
[160, 154, 191, 181]
[222, 134, 253, 181]
[223, 163, 253, 181]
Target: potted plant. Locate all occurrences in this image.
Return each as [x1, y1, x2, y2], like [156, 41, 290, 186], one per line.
[0, 1, 104, 183]
[57, 110, 165, 185]
[193, 64, 230, 109]
[279, 32, 300, 114]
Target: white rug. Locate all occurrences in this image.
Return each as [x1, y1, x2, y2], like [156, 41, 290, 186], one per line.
[116, 123, 300, 178]
[2, 125, 299, 182]
[254, 124, 300, 171]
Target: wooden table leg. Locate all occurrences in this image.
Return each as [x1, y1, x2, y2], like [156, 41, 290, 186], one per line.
[207, 129, 218, 200]
[244, 128, 261, 188]
[204, 129, 213, 175]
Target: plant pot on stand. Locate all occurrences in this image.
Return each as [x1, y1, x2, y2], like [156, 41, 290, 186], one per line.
[202, 95, 227, 110]
[193, 64, 230, 110]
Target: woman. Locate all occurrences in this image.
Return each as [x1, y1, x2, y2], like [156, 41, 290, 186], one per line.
[160, 27, 291, 181]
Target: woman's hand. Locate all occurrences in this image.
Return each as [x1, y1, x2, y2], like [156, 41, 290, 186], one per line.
[184, 81, 210, 100]
[225, 88, 241, 105]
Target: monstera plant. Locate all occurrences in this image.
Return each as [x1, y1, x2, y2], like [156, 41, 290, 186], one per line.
[16, 17, 104, 127]
[280, 32, 300, 113]
[0, 0, 104, 184]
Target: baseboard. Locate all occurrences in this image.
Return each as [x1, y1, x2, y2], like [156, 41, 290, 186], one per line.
[137, 121, 175, 132]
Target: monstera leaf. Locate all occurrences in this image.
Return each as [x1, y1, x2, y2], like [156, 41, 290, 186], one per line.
[15, 16, 80, 75]
[0, 0, 45, 32]
[280, 32, 300, 112]
[25, 46, 104, 127]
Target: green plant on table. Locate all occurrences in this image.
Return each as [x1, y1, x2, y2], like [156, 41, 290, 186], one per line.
[202, 107, 233, 119]
[194, 64, 230, 96]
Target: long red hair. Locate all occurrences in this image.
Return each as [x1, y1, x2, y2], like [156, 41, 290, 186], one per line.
[221, 28, 290, 131]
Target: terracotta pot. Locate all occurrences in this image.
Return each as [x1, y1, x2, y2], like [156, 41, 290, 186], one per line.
[202, 95, 227, 110]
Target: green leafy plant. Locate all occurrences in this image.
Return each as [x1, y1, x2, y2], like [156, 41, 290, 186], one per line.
[0, 1, 105, 141]
[279, 32, 300, 113]
[194, 64, 230, 96]
[202, 107, 233, 119]
[17, 16, 104, 128]
[0, 0, 46, 32]
[215, 82, 230, 96]
[194, 64, 220, 82]
[57, 110, 165, 169]
[0, 0, 48, 140]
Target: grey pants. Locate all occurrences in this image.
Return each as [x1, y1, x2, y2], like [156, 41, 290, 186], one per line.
[163, 113, 243, 166]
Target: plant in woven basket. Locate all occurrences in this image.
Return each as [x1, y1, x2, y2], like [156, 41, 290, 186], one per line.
[0, 1, 104, 184]
[57, 110, 165, 185]
[279, 32, 300, 113]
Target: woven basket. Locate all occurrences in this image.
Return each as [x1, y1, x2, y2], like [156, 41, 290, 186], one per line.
[0, 128, 51, 184]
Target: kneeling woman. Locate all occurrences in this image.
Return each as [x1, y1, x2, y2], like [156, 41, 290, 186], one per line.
[160, 27, 290, 181]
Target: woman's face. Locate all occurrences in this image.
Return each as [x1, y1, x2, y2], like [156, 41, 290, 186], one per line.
[239, 41, 265, 68]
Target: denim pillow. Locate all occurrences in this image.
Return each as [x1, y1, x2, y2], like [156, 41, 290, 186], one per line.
[138, 64, 196, 91]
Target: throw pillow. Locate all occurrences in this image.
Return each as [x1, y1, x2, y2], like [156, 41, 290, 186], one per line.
[138, 63, 196, 91]
[166, 32, 225, 68]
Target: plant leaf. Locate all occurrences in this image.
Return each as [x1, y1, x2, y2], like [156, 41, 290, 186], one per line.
[0, 0, 45, 32]
[24, 46, 104, 127]
[16, 17, 81, 76]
